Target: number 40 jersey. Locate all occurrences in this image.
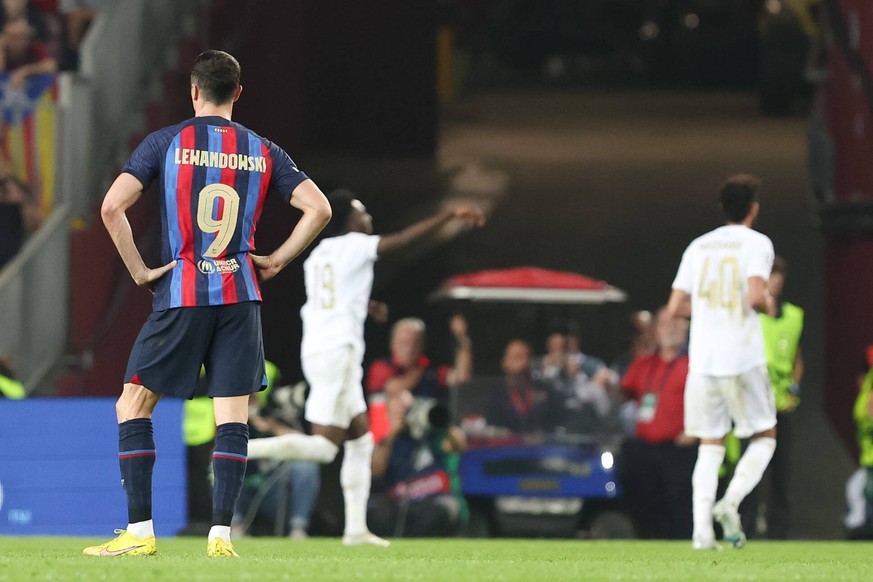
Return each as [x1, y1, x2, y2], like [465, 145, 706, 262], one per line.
[123, 116, 308, 310]
[672, 224, 774, 377]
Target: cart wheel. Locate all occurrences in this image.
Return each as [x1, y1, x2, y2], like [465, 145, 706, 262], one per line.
[587, 510, 634, 539]
[464, 507, 493, 538]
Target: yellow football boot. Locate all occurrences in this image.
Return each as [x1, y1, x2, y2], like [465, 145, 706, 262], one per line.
[82, 529, 157, 557]
[207, 537, 240, 557]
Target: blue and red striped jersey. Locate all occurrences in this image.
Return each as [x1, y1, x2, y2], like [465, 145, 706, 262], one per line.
[123, 116, 308, 310]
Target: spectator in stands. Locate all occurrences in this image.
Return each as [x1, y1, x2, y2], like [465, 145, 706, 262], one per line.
[619, 307, 696, 539]
[0, 355, 26, 398]
[58, 0, 100, 70]
[0, 175, 39, 268]
[367, 316, 472, 443]
[0, 17, 57, 89]
[485, 339, 556, 434]
[0, 0, 49, 43]
[368, 388, 467, 537]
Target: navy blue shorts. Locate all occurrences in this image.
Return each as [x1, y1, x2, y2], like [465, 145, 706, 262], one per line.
[124, 302, 267, 399]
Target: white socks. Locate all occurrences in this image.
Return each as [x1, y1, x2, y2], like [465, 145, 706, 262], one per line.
[246, 433, 339, 463]
[127, 519, 154, 539]
[341, 432, 374, 537]
[208, 525, 231, 543]
[722, 437, 777, 507]
[692, 444, 725, 541]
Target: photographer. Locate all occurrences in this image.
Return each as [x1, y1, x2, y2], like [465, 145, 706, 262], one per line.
[367, 390, 467, 537]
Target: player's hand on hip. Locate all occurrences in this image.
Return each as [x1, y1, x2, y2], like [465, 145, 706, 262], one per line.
[250, 253, 280, 282]
[134, 260, 177, 292]
[451, 206, 486, 228]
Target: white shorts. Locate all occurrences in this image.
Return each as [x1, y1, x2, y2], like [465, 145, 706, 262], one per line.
[302, 345, 367, 429]
[684, 366, 776, 439]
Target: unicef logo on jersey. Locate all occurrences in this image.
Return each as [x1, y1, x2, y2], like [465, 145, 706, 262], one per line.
[198, 258, 240, 275]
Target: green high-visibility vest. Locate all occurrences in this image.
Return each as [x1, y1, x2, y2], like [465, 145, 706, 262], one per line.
[0, 374, 26, 399]
[183, 397, 216, 446]
[854, 369, 873, 467]
[182, 360, 280, 446]
[759, 302, 804, 411]
[259, 360, 280, 408]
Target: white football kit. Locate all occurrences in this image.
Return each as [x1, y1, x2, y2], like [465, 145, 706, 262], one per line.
[672, 224, 776, 439]
[300, 232, 380, 427]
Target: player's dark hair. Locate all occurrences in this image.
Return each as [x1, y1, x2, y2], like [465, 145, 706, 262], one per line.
[191, 50, 240, 105]
[719, 174, 760, 223]
[322, 188, 357, 238]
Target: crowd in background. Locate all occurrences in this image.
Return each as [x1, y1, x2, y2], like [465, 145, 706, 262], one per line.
[161, 250, 873, 542]
[0, 0, 100, 270]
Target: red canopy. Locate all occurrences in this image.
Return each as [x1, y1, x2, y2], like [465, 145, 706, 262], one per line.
[430, 267, 626, 304]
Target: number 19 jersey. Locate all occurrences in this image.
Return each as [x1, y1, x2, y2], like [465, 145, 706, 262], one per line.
[300, 232, 380, 358]
[672, 224, 774, 376]
[123, 115, 308, 310]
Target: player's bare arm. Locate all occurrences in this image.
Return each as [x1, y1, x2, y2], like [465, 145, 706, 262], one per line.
[376, 205, 486, 255]
[101, 173, 177, 290]
[251, 179, 331, 281]
[665, 289, 692, 319]
[747, 276, 776, 316]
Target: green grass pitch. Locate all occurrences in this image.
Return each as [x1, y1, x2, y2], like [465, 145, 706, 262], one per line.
[1, 537, 872, 582]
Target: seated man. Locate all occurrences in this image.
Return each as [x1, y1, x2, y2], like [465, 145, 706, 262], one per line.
[533, 327, 615, 433]
[485, 339, 556, 434]
[367, 389, 467, 537]
[233, 370, 320, 540]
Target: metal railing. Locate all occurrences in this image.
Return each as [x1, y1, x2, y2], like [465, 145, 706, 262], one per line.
[0, 205, 70, 390]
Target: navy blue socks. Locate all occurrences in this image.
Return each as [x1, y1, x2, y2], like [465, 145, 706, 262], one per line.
[118, 418, 156, 524]
[211, 422, 248, 526]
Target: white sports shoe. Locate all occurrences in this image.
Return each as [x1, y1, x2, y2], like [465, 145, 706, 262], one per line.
[713, 500, 746, 549]
[692, 537, 723, 551]
[342, 531, 391, 547]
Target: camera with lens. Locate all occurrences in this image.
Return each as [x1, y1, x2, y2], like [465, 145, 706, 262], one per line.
[405, 397, 450, 440]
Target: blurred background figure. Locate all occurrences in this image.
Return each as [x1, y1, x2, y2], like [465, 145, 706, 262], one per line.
[0, 355, 25, 399]
[845, 349, 873, 540]
[233, 361, 320, 540]
[368, 389, 467, 538]
[485, 339, 556, 434]
[745, 256, 804, 539]
[0, 17, 56, 89]
[619, 307, 695, 539]
[533, 325, 615, 434]
[368, 316, 472, 443]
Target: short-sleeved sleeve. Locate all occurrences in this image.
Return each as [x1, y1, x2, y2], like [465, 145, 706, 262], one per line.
[264, 140, 308, 204]
[122, 132, 165, 190]
[671, 246, 694, 293]
[747, 235, 775, 280]
[343, 232, 380, 265]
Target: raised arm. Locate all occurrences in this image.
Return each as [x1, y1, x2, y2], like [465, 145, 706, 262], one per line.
[251, 179, 331, 281]
[101, 173, 176, 289]
[376, 206, 485, 256]
[447, 314, 473, 386]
